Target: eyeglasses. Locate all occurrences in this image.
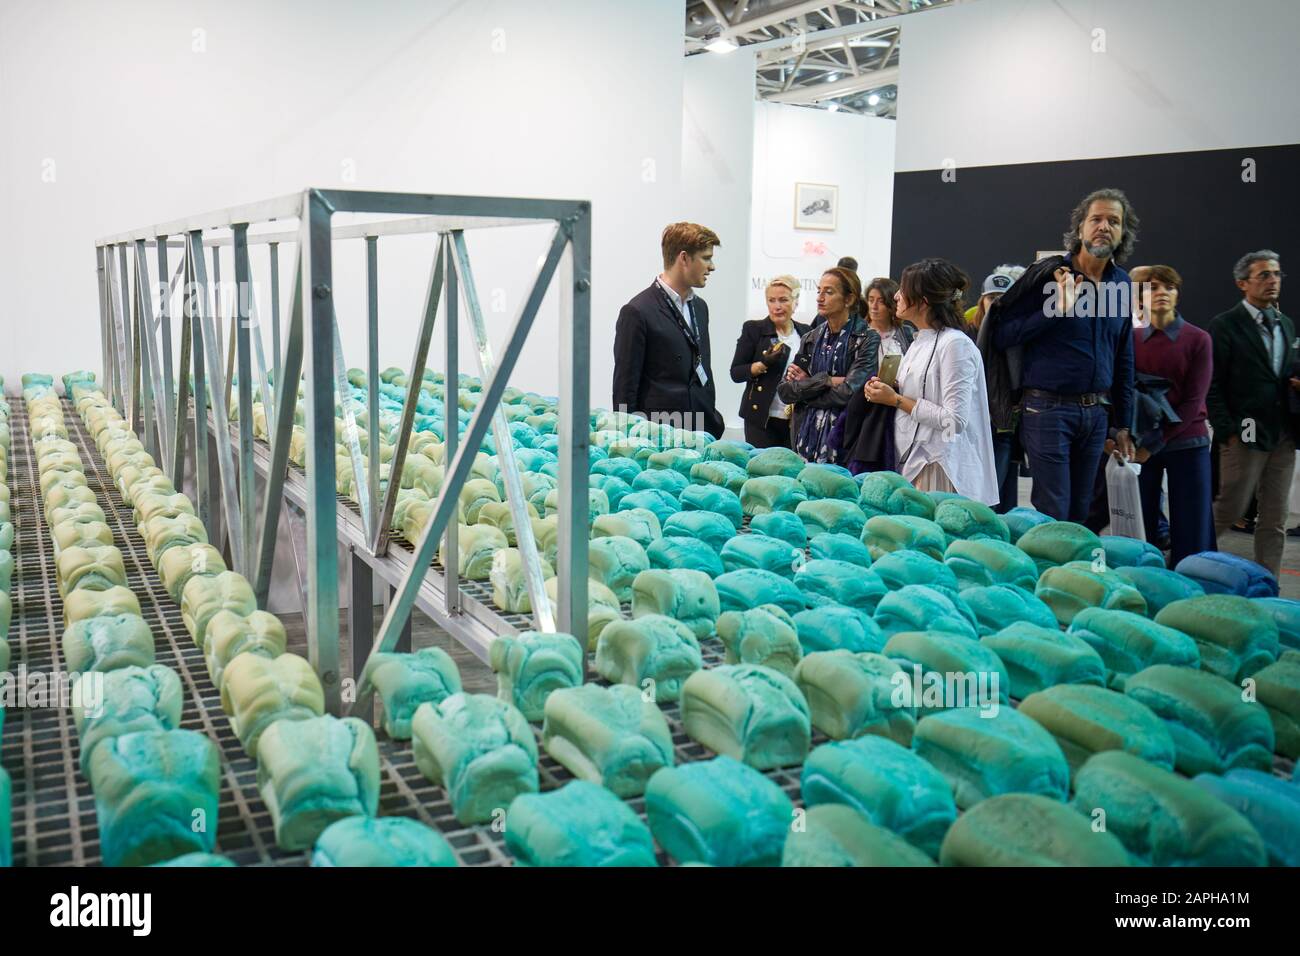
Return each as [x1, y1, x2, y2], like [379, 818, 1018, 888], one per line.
[1250, 271, 1286, 281]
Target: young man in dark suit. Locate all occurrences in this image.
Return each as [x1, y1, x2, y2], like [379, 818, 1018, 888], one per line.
[1208, 250, 1296, 576]
[612, 222, 726, 438]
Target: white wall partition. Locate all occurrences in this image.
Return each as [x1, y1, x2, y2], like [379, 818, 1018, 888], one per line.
[0, 0, 684, 404]
[748, 101, 897, 337]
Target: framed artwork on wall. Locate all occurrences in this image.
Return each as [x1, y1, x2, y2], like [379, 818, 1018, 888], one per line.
[794, 182, 838, 231]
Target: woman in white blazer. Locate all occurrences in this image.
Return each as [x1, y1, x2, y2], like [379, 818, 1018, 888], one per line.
[862, 258, 999, 504]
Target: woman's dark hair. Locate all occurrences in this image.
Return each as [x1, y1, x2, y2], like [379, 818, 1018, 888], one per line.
[864, 276, 900, 328]
[821, 267, 862, 315]
[897, 258, 970, 332]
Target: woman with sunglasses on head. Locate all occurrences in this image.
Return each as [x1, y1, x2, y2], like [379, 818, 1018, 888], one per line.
[863, 258, 998, 501]
[778, 267, 879, 464]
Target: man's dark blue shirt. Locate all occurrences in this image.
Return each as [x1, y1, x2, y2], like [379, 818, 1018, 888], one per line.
[993, 252, 1135, 431]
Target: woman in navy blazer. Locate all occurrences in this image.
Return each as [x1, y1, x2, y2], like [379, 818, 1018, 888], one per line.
[730, 275, 811, 448]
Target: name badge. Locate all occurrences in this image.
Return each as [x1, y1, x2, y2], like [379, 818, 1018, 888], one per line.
[695, 361, 709, 387]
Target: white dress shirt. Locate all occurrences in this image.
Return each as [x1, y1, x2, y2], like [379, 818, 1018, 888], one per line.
[892, 327, 999, 504]
[655, 275, 698, 339]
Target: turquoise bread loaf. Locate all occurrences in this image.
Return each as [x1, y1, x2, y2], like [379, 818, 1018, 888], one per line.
[505, 780, 657, 867]
[795, 499, 867, 539]
[1066, 607, 1200, 686]
[793, 559, 888, 613]
[681, 664, 811, 769]
[720, 533, 803, 579]
[715, 605, 803, 676]
[875, 585, 977, 641]
[713, 569, 806, 616]
[690, 459, 748, 494]
[872, 550, 959, 593]
[746, 446, 805, 479]
[703, 439, 753, 468]
[1257, 597, 1300, 652]
[961, 584, 1058, 637]
[943, 538, 1039, 592]
[645, 536, 724, 577]
[311, 816, 457, 867]
[740, 475, 809, 515]
[794, 650, 916, 743]
[1016, 521, 1102, 576]
[981, 622, 1106, 698]
[1017, 683, 1177, 774]
[630, 568, 719, 639]
[1253, 654, 1300, 757]
[489, 631, 584, 722]
[1154, 594, 1280, 683]
[912, 707, 1070, 809]
[679, 483, 743, 529]
[361, 647, 462, 740]
[798, 463, 859, 501]
[661, 511, 735, 554]
[1035, 563, 1147, 627]
[1072, 750, 1267, 866]
[1112, 565, 1205, 616]
[783, 805, 937, 867]
[801, 735, 957, 858]
[587, 535, 649, 602]
[749, 510, 808, 549]
[1098, 534, 1166, 569]
[89, 729, 221, 867]
[858, 471, 935, 520]
[541, 684, 674, 798]
[595, 614, 703, 701]
[411, 693, 538, 825]
[809, 532, 873, 567]
[792, 605, 885, 654]
[1123, 664, 1274, 775]
[939, 794, 1130, 867]
[1001, 506, 1053, 543]
[882, 630, 1008, 716]
[1193, 769, 1300, 867]
[644, 755, 794, 866]
[932, 497, 1009, 542]
[73, 664, 184, 774]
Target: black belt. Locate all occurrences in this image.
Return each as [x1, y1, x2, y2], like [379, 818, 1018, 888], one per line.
[1023, 388, 1109, 407]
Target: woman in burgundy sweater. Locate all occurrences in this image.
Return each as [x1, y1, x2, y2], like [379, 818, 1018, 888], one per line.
[1131, 265, 1216, 565]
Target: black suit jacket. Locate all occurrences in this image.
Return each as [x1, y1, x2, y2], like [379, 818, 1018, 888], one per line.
[729, 317, 812, 426]
[612, 283, 725, 438]
[1206, 300, 1297, 451]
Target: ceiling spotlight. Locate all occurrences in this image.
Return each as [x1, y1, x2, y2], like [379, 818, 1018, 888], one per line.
[706, 36, 738, 53]
[826, 73, 839, 82]
[826, 102, 840, 112]
[868, 93, 880, 106]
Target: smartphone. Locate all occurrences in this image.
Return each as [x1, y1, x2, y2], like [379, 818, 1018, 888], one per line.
[879, 353, 902, 387]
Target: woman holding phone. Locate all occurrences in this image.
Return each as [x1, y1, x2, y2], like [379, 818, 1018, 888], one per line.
[863, 258, 998, 501]
[777, 268, 878, 464]
[730, 275, 812, 448]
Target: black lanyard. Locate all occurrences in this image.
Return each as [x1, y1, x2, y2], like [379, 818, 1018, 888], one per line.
[657, 284, 700, 353]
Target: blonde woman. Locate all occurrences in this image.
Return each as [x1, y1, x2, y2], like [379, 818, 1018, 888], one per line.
[730, 275, 812, 448]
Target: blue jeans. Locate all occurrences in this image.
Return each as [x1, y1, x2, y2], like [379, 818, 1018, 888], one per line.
[1140, 445, 1215, 567]
[1019, 399, 1109, 522]
[991, 430, 1019, 514]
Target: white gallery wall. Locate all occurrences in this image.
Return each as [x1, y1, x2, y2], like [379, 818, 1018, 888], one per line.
[895, 0, 1300, 171]
[680, 49, 757, 435]
[0, 0, 685, 404]
[748, 101, 896, 345]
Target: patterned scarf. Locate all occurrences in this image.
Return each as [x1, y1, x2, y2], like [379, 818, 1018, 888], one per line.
[794, 322, 853, 463]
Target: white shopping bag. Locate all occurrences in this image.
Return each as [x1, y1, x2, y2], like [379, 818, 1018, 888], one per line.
[1106, 454, 1145, 540]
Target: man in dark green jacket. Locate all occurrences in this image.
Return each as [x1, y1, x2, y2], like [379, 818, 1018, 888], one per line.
[1208, 249, 1296, 576]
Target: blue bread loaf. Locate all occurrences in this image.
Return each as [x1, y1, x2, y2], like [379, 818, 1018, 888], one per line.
[591, 456, 642, 485]
[617, 489, 680, 526]
[680, 664, 812, 770]
[1071, 750, 1267, 866]
[746, 446, 806, 479]
[1016, 521, 1103, 576]
[740, 475, 809, 515]
[801, 735, 956, 857]
[1001, 506, 1053, 543]
[1174, 551, 1279, 598]
[981, 622, 1106, 698]
[939, 793, 1130, 866]
[795, 499, 868, 539]
[590, 508, 661, 551]
[933, 497, 1009, 542]
[1017, 683, 1177, 774]
[720, 533, 804, 580]
[702, 439, 753, 469]
[912, 707, 1070, 809]
[587, 535, 650, 602]
[1252, 654, 1300, 757]
[589, 474, 633, 511]
[689, 459, 748, 494]
[1123, 664, 1275, 774]
[861, 514, 947, 561]
[792, 606, 885, 654]
[713, 569, 806, 616]
[597, 613, 703, 701]
[716, 604, 802, 676]
[662, 511, 735, 554]
[630, 568, 720, 640]
[1113, 565, 1205, 616]
[505, 780, 657, 867]
[750, 510, 808, 549]
[943, 538, 1039, 591]
[311, 816, 457, 867]
[1154, 594, 1280, 682]
[875, 585, 977, 641]
[858, 471, 935, 520]
[883, 630, 1008, 716]
[961, 584, 1058, 637]
[794, 650, 917, 743]
[541, 684, 674, 797]
[1098, 534, 1166, 569]
[680, 483, 743, 529]
[646, 447, 703, 478]
[73, 664, 184, 774]
[1257, 597, 1300, 652]
[809, 532, 873, 567]
[1067, 607, 1200, 686]
[1035, 563, 1148, 627]
[872, 550, 960, 593]
[783, 805, 937, 867]
[793, 559, 888, 613]
[362, 647, 463, 740]
[489, 630, 584, 721]
[1193, 769, 1300, 867]
[645, 536, 725, 577]
[645, 755, 794, 866]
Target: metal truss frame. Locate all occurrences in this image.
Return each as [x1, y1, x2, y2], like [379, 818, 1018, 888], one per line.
[94, 189, 593, 718]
